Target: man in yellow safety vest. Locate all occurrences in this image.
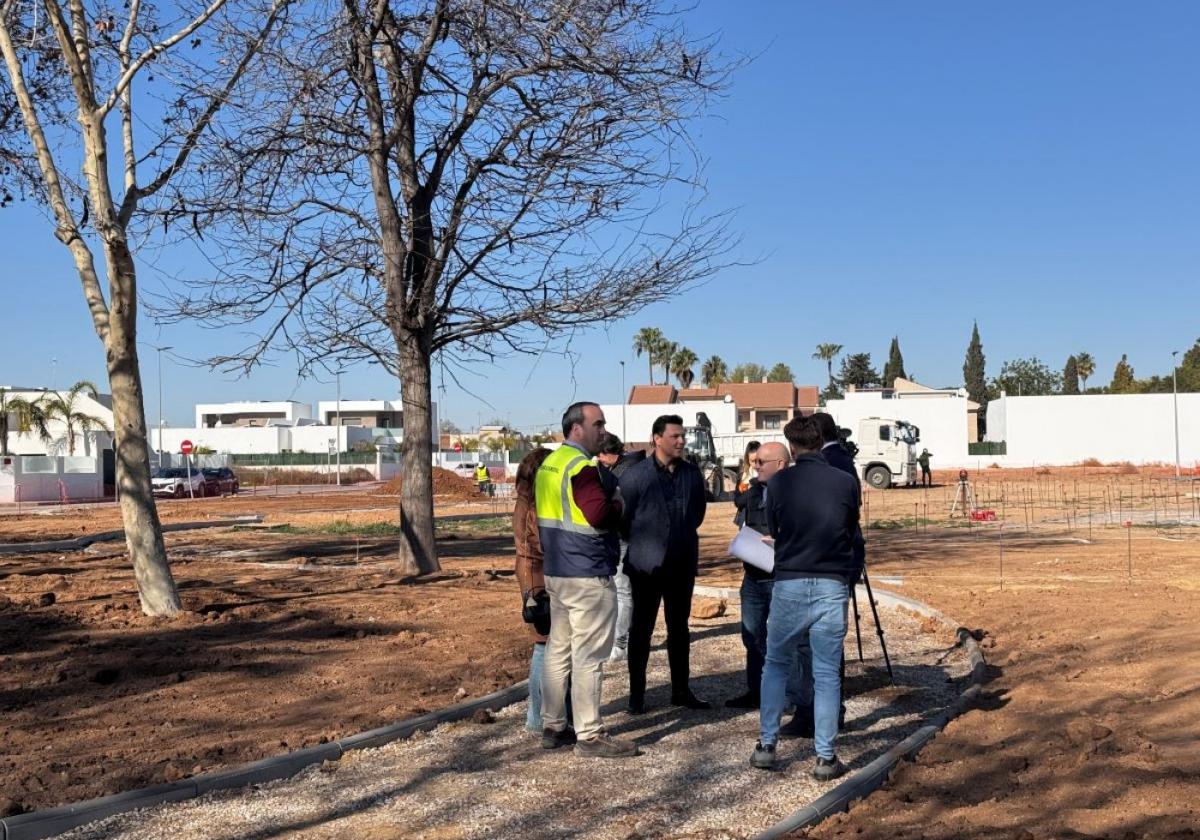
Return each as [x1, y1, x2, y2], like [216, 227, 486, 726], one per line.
[535, 401, 639, 759]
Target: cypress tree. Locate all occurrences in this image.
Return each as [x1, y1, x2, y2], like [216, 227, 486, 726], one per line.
[1111, 354, 1136, 393]
[963, 321, 987, 405]
[882, 337, 908, 386]
[1062, 355, 1080, 394]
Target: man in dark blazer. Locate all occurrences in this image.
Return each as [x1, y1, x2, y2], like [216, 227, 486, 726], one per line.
[619, 414, 709, 713]
[812, 412, 865, 582]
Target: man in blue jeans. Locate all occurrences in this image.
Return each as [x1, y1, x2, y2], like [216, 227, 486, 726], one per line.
[751, 415, 860, 780]
[727, 441, 809, 729]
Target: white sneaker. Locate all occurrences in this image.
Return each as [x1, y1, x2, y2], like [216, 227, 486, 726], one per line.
[608, 645, 627, 662]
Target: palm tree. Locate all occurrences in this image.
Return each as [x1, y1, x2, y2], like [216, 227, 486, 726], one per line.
[701, 355, 728, 388]
[1075, 352, 1096, 392]
[656, 340, 678, 386]
[633, 327, 666, 384]
[0, 388, 52, 457]
[36, 381, 110, 456]
[671, 347, 699, 389]
[812, 343, 844, 388]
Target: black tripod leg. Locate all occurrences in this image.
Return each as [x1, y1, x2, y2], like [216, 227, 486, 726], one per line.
[850, 584, 864, 662]
[860, 569, 894, 684]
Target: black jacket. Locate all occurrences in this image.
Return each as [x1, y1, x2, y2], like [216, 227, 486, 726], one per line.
[766, 452, 860, 584]
[821, 442, 867, 574]
[733, 478, 773, 581]
[619, 454, 707, 575]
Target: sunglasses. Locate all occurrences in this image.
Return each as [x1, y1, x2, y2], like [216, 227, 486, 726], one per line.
[753, 457, 784, 467]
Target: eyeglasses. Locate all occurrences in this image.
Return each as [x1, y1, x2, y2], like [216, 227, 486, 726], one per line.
[753, 458, 784, 467]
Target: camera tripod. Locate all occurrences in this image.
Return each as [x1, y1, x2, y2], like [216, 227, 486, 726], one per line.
[849, 565, 894, 684]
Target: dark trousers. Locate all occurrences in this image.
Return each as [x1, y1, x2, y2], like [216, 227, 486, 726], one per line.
[921, 466, 931, 486]
[627, 564, 695, 703]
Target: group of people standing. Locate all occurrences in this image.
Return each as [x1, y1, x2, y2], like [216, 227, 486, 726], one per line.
[512, 402, 864, 780]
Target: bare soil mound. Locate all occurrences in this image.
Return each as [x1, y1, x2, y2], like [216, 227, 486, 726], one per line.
[375, 467, 480, 500]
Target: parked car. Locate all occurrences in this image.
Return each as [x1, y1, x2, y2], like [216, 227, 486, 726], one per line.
[151, 466, 206, 499]
[200, 467, 240, 496]
[451, 462, 480, 479]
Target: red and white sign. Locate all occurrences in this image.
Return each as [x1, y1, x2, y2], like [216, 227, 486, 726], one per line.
[180, 440, 194, 456]
[453, 443, 462, 453]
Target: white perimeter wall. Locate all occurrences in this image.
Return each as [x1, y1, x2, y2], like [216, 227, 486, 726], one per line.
[599, 402, 739, 443]
[0, 454, 104, 503]
[988, 394, 1200, 466]
[150, 425, 372, 455]
[824, 392, 971, 467]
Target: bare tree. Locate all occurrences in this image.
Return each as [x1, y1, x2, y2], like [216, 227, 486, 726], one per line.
[164, 0, 738, 576]
[0, 0, 287, 615]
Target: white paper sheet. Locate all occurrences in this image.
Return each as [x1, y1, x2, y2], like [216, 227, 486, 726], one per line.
[728, 525, 775, 573]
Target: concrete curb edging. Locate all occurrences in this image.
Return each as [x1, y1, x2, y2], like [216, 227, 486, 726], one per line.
[0, 517, 264, 555]
[0, 681, 530, 840]
[749, 587, 989, 840]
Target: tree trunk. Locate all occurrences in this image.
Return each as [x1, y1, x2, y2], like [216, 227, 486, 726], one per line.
[396, 329, 440, 577]
[106, 258, 182, 617]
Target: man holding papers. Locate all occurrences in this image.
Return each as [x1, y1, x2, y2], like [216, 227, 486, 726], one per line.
[726, 441, 793, 710]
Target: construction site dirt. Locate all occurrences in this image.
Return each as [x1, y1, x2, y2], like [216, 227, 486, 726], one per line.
[1, 469, 1198, 838]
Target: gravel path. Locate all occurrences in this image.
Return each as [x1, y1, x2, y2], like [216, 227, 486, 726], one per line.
[59, 603, 970, 840]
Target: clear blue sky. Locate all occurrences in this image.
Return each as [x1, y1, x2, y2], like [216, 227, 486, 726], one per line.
[3, 0, 1198, 433]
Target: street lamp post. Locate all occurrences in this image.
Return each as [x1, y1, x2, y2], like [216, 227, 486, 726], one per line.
[1172, 350, 1181, 479]
[619, 360, 626, 440]
[153, 345, 172, 466]
[335, 369, 343, 487]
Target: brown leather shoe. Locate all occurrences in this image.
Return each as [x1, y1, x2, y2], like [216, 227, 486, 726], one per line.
[574, 733, 641, 758]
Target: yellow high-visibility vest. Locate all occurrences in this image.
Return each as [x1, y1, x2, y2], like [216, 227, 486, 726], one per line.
[535, 444, 616, 576]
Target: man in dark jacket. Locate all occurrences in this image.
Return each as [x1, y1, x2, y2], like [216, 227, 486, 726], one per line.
[750, 415, 859, 781]
[619, 414, 709, 713]
[812, 412, 865, 583]
[727, 441, 803, 712]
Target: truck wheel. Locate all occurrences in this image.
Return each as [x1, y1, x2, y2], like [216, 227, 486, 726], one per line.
[865, 466, 892, 490]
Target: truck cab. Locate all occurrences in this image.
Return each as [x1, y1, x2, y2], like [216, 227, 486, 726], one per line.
[857, 417, 920, 489]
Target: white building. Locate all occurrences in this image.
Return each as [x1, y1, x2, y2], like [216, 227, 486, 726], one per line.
[152, 399, 439, 456]
[1, 385, 115, 456]
[986, 393, 1200, 467]
[599, 400, 738, 443]
[194, 400, 313, 428]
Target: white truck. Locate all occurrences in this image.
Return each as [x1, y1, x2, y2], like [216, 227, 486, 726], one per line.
[852, 417, 920, 489]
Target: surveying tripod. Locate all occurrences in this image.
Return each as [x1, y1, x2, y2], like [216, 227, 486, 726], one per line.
[949, 470, 976, 516]
[849, 566, 894, 684]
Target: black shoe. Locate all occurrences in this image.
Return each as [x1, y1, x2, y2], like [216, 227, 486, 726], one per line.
[627, 698, 646, 715]
[725, 692, 760, 710]
[750, 741, 777, 770]
[671, 691, 712, 710]
[813, 754, 846, 781]
[779, 706, 815, 738]
[541, 726, 577, 750]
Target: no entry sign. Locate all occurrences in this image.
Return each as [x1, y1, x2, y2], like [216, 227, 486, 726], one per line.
[180, 440, 194, 456]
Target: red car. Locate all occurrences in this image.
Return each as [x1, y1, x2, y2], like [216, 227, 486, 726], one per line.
[200, 467, 240, 496]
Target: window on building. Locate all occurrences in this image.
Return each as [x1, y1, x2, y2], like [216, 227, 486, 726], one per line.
[758, 413, 784, 430]
[737, 410, 751, 432]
